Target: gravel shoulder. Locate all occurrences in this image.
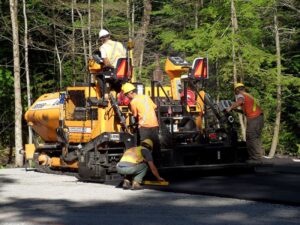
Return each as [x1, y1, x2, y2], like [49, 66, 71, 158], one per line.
[0, 168, 299, 225]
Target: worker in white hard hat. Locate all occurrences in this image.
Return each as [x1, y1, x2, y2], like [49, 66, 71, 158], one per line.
[98, 29, 126, 68]
[226, 83, 265, 162]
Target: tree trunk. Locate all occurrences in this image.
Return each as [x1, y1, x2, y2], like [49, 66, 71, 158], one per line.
[280, 0, 300, 14]
[76, 6, 88, 81]
[231, 0, 246, 141]
[71, 0, 76, 82]
[230, 0, 238, 84]
[55, 44, 63, 89]
[131, 0, 135, 37]
[101, 0, 104, 29]
[133, 0, 151, 81]
[127, 0, 131, 37]
[23, 0, 32, 144]
[88, 0, 92, 57]
[216, 60, 220, 103]
[269, 13, 282, 158]
[195, 0, 199, 29]
[10, 0, 23, 167]
[54, 24, 63, 89]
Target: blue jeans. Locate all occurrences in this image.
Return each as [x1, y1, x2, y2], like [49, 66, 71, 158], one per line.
[116, 162, 148, 183]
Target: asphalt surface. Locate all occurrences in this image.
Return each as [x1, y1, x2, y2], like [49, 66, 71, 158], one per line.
[153, 158, 300, 206]
[0, 163, 300, 225]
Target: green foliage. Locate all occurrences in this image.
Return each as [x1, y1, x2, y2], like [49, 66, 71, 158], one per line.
[0, 0, 299, 155]
[0, 68, 14, 150]
[289, 55, 300, 75]
[150, 0, 299, 154]
[0, 69, 13, 97]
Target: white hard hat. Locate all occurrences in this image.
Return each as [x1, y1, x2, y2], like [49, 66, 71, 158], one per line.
[99, 29, 110, 38]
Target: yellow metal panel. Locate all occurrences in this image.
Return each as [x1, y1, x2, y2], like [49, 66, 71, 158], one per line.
[51, 157, 78, 169]
[51, 157, 61, 167]
[65, 120, 92, 143]
[143, 180, 169, 186]
[144, 86, 172, 97]
[195, 116, 203, 131]
[25, 144, 35, 160]
[91, 113, 102, 139]
[65, 161, 78, 169]
[67, 86, 98, 98]
[88, 58, 103, 74]
[25, 92, 60, 142]
[186, 105, 199, 113]
[196, 90, 205, 113]
[195, 90, 205, 130]
[165, 58, 189, 79]
[170, 77, 182, 101]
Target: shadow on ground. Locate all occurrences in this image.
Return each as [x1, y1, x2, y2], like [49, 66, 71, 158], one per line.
[1, 192, 299, 225]
[0, 174, 16, 193]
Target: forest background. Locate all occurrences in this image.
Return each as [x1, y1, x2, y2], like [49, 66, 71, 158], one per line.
[0, 0, 299, 166]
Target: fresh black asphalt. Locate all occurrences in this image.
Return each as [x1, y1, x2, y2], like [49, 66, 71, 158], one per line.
[145, 158, 300, 206]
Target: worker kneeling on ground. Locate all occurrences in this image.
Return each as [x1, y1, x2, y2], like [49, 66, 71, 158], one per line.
[116, 139, 165, 190]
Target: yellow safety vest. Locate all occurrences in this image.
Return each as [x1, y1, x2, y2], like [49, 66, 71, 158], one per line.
[120, 146, 144, 164]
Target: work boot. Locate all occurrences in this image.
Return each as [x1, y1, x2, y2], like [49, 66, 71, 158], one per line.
[122, 179, 131, 190]
[131, 181, 143, 190]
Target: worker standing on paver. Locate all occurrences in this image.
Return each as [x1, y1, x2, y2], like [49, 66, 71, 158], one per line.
[121, 83, 161, 164]
[226, 83, 264, 161]
[116, 139, 164, 190]
[98, 29, 126, 68]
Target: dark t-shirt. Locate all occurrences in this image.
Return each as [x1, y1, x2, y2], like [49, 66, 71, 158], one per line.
[141, 148, 153, 161]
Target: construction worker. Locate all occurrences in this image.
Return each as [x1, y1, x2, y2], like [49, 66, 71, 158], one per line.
[116, 139, 164, 190]
[121, 83, 161, 164]
[226, 83, 264, 161]
[98, 29, 126, 68]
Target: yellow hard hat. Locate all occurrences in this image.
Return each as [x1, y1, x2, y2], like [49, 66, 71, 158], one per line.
[122, 83, 136, 94]
[234, 82, 245, 89]
[141, 139, 153, 150]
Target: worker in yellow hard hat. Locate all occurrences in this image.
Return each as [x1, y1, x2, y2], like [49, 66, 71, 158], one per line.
[121, 83, 136, 95]
[116, 139, 165, 190]
[122, 82, 161, 165]
[98, 29, 126, 68]
[234, 82, 245, 90]
[226, 82, 265, 162]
